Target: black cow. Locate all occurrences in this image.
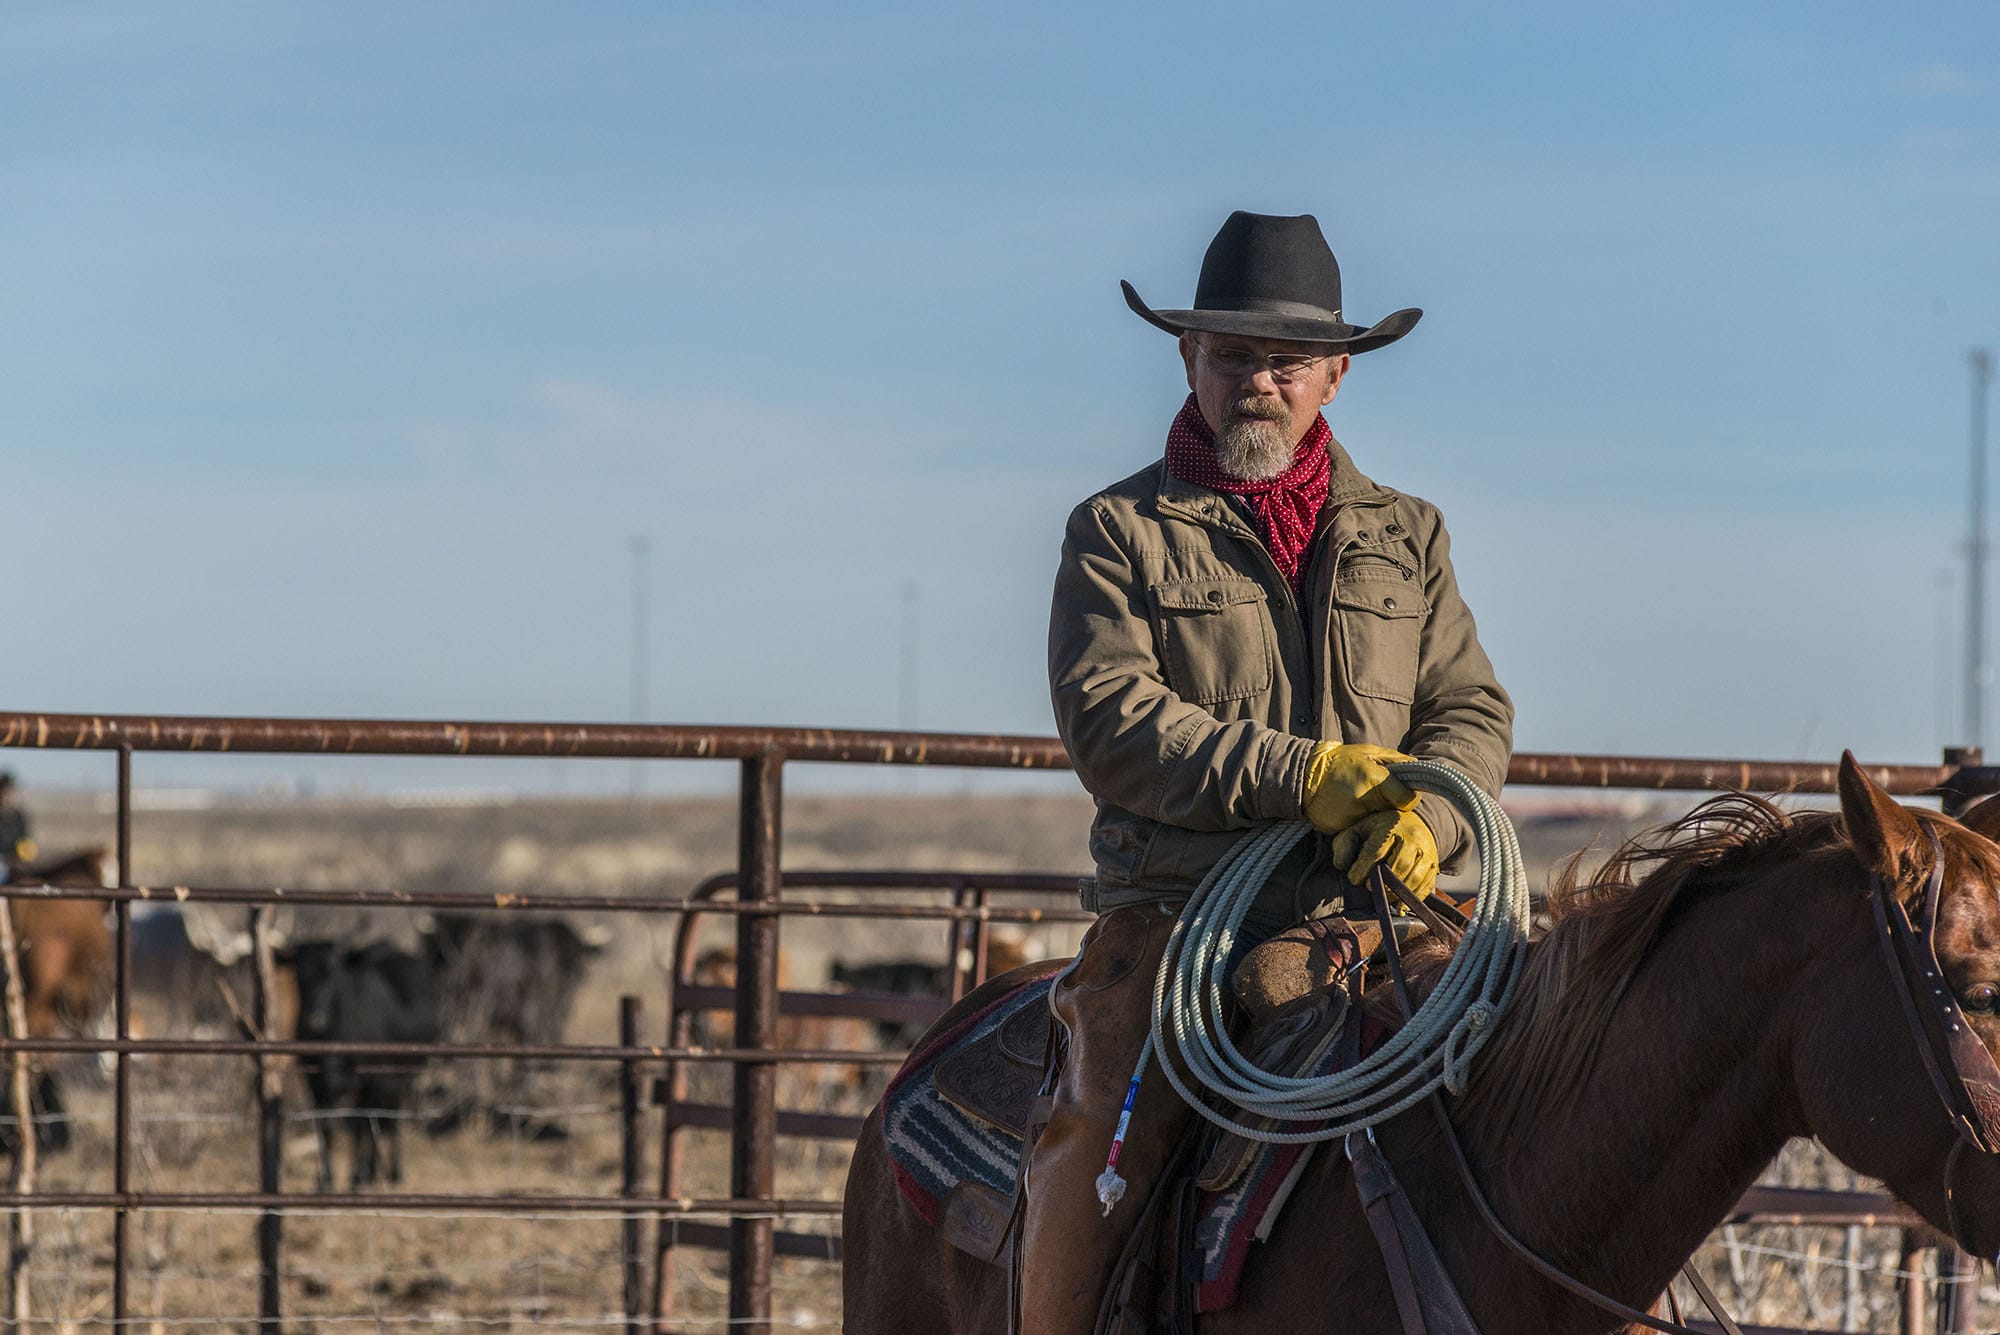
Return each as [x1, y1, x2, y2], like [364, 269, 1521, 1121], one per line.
[285, 940, 440, 1189]
[828, 959, 953, 1048]
[830, 934, 1035, 1047]
[420, 913, 604, 1139]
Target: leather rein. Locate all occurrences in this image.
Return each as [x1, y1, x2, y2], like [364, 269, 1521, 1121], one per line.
[1361, 873, 1743, 1335]
[1361, 827, 2000, 1333]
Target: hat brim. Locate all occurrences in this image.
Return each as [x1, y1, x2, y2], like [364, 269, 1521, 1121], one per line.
[1121, 280, 1420, 355]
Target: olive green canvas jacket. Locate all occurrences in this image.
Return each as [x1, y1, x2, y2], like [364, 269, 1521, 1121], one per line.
[1048, 433, 1513, 909]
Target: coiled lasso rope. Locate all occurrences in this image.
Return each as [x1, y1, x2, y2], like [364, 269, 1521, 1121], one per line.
[1094, 759, 1530, 1213]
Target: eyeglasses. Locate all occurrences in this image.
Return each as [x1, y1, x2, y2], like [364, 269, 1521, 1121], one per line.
[1196, 339, 1336, 384]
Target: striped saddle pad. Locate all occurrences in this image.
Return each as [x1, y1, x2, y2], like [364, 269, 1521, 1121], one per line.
[878, 970, 1369, 1313]
[881, 971, 1056, 1225]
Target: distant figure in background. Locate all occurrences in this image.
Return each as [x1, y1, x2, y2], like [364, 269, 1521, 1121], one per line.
[0, 771, 37, 882]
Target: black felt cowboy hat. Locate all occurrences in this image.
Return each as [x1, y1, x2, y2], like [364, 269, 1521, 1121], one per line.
[1122, 211, 1421, 353]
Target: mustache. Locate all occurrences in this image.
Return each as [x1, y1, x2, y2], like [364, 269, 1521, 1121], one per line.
[1226, 396, 1286, 421]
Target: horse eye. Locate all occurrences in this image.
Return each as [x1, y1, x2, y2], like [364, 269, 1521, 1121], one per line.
[1962, 983, 1999, 1013]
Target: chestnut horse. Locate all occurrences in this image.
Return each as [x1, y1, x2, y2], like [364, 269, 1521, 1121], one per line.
[842, 757, 2000, 1333]
[2, 846, 115, 1151]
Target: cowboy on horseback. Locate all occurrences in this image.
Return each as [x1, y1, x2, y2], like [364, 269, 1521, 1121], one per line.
[0, 771, 36, 883]
[1031, 211, 1514, 1332]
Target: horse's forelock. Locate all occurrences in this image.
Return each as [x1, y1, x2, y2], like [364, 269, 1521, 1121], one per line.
[1934, 814, 2000, 918]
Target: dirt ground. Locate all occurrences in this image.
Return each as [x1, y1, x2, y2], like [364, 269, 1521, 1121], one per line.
[3, 789, 1989, 1331]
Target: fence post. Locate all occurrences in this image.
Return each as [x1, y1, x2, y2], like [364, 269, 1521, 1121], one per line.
[1842, 1224, 1862, 1330]
[728, 750, 784, 1332]
[1899, 1233, 1927, 1335]
[112, 746, 132, 1330]
[1, 897, 36, 1331]
[252, 907, 284, 1333]
[947, 880, 972, 1002]
[971, 885, 992, 987]
[650, 983, 691, 1331]
[1936, 1248, 1974, 1335]
[652, 886, 721, 1331]
[620, 995, 644, 1335]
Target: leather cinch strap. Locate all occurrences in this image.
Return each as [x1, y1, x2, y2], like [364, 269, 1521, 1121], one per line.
[1349, 1127, 1482, 1335]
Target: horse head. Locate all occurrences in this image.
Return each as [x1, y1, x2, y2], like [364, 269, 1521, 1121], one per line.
[1798, 753, 2000, 1258]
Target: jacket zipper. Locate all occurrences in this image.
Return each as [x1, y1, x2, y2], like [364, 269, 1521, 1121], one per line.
[1338, 550, 1416, 580]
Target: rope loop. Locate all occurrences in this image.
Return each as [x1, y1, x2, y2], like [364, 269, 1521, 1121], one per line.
[1144, 758, 1531, 1144]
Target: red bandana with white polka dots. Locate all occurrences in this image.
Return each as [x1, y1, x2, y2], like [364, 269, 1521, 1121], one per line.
[1164, 393, 1331, 596]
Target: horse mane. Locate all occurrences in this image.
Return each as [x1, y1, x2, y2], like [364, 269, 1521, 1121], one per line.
[1455, 793, 1850, 1144]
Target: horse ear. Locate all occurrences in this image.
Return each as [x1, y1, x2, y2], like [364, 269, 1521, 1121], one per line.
[1838, 750, 1923, 880]
[1956, 792, 2000, 845]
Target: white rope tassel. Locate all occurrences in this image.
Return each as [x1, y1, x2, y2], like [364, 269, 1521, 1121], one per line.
[1094, 1169, 1127, 1215]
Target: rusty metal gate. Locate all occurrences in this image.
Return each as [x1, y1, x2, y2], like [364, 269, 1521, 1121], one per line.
[0, 711, 1993, 1333]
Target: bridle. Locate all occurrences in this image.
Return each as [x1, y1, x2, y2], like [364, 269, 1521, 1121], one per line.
[1869, 825, 2000, 1258]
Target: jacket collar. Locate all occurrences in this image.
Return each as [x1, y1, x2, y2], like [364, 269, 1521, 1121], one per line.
[1153, 429, 1395, 533]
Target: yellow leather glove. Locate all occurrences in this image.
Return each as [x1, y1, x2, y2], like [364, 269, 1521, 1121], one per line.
[1301, 742, 1418, 835]
[1329, 808, 1439, 899]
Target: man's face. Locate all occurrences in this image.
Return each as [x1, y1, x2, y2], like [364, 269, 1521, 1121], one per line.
[1179, 333, 1349, 482]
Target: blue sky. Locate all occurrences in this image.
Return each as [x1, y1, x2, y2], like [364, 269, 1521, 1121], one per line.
[5, 2, 1998, 795]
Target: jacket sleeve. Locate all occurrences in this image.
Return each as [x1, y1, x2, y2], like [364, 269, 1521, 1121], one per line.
[1404, 507, 1514, 872]
[1049, 500, 1317, 832]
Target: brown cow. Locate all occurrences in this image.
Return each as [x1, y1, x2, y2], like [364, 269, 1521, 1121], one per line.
[688, 947, 874, 1110]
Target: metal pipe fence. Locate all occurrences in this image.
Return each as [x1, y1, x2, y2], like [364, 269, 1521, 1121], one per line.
[0, 710, 1992, 1334]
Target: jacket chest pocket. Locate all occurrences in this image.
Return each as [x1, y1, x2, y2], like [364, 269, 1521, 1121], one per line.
[1333, 557, 1427, 705]
[1149, 576, 1275, 706]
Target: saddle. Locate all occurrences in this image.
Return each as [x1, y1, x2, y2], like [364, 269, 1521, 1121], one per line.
[934, 983, 1050, 1139]
[930, 916, 1396, 1315]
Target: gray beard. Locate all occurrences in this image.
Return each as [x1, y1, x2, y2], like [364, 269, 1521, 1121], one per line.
[1214, 416, 1295, 482]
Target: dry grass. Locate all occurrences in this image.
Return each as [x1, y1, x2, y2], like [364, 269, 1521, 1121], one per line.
[11, 790, 1099, 1331]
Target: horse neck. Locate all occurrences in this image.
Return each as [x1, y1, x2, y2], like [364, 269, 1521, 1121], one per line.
[1436, 860, 1837, 1326]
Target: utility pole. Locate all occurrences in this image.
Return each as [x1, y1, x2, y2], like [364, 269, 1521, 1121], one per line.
[1967, 349, 1994, 750]
[1941, 461, 1989, 1335]
[630, 535, 652, 803]
[899, 580, 920, 733]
